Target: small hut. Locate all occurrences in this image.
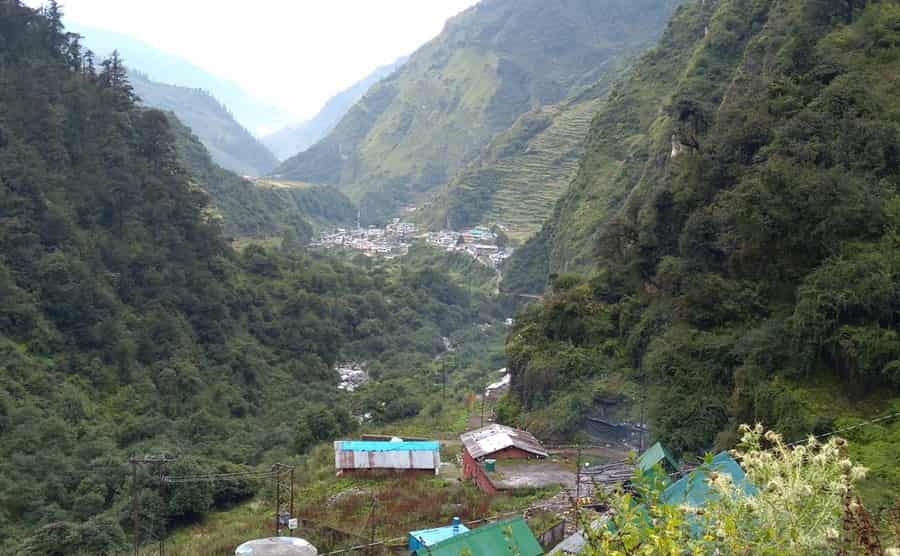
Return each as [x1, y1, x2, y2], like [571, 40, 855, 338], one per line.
[334, 439, 441, 476]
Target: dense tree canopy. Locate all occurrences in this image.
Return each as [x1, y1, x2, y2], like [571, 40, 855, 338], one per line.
[0, 3, 505, 552]
[503, 0, 900, 510]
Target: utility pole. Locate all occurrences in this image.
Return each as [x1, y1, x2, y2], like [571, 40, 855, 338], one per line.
[289, 467, 295, 537]
[274, 465, 282, 537]
[480, 393, 486, 428]
[575, 445, 582, 515]
[130, 456, 138, 556]
[441, 359, 447, 402]
[367, 497, 377, 556]
[129, 454, 175, 556]
[158, 463, 167, 556]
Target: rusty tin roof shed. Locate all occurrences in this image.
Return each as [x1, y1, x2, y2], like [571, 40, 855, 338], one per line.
[460, 424, 548, 459]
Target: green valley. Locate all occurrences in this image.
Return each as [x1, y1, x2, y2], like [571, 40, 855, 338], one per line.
[3, 0, 900, 554]
[0, 4, 508, 552]
[274, 0, 682, 225]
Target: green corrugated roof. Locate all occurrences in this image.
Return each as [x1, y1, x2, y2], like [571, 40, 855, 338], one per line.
[423, 517, 543, 556]
[661, 452, 757, 507]
[637, 442, 678, 473]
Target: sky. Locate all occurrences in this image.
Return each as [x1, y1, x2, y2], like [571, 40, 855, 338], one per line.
[32, 0, 479, 123]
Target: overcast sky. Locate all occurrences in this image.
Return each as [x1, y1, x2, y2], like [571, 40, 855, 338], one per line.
[35, 1, 479, 122]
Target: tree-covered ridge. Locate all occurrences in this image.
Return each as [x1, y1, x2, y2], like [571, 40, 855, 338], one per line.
[130, 70, 279, 177]
[67, 21, 290, 135]
[502, 0, 900, 510]
[274, 0, 683, 224]
[169, 116, 355, 242]
[0, 3, 504, 552]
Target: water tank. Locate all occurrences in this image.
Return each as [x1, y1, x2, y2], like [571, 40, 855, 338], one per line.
[235, 537, 318, 556]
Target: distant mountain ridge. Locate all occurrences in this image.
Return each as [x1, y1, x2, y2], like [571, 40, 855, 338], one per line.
[66, 21, 289, 134]
[263, 56, 408, 161]
[274, 0, 682, 225]
[130, 71, 279, 176]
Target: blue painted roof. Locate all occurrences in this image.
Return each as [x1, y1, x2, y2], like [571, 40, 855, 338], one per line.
[337, 440, 440, 452]
[408, 524, 470, 550]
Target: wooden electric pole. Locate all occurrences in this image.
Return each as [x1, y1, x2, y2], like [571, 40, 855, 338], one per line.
[128, 454, 175, 556]
[289, 467, 295, 536]
[274, 465, 282, 537]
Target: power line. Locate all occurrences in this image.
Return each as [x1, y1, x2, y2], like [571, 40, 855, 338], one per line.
[787, 411, 900, 446]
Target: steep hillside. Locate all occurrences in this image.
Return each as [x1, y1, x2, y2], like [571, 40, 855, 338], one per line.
[274, 0, 682, 224]
[169, 117, 354, 241]
[68, 21, 289, 133]
[0, 5, 504, 552]
[421, 70, 622, 242]
[131, 71, 279, 176]
[501, 0, 900, 511]
[262, 56, 407, 161]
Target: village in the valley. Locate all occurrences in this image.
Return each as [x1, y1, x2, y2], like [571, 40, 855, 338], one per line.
[311, 219, 515, 269]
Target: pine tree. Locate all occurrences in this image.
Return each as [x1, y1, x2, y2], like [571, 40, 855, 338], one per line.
[99, 50, 135, 108]
[43, 0, 64, 53]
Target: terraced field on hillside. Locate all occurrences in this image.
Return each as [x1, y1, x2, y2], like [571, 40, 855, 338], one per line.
[425, 93, 605, 242]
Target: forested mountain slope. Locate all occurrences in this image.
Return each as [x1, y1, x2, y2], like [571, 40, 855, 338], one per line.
[170, 117, 355, 241]
[131, 71, 279, 176]
[0, 4, 503, 552]
[501, 0, 900, 510]
[262, 56, 407, 161]
[67, 21, 289, 134]
[274, 0, 682, 224]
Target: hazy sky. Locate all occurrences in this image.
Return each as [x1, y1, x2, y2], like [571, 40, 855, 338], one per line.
[36, 1, 479, 122]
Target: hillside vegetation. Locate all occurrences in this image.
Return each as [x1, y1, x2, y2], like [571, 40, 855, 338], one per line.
[500, 0, 900, 512]
[68, 21, 289, 134]
[421, 74, 620, 242]
[274, 0, 682, 224]
[131, 71, 278, 177]
[0, 5, 506, 552]
[262, 56, 407, 161]
[170, 119, 355, 242]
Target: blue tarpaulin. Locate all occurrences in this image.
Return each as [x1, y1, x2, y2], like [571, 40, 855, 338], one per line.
[336, 440, 440, 452]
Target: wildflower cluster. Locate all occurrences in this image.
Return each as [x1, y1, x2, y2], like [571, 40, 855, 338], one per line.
[580, 425, 897, 555]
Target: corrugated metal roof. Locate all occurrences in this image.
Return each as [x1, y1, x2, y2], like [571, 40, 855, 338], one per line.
[408, 523, 470, 550]
[460, 424, 548, 459]
[637, 442, 679, 473]
[336, 440, 440, 452]
[661, 451, 757, 507]
[424, 517, 543, 556]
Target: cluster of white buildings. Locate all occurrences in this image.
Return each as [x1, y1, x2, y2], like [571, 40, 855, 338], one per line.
[311, 219, 417, 258]
[312, 222, 514, 268]
[424, 226, 514, 268]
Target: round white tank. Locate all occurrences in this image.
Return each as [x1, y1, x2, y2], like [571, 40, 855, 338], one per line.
[235, 537, 318, 556]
